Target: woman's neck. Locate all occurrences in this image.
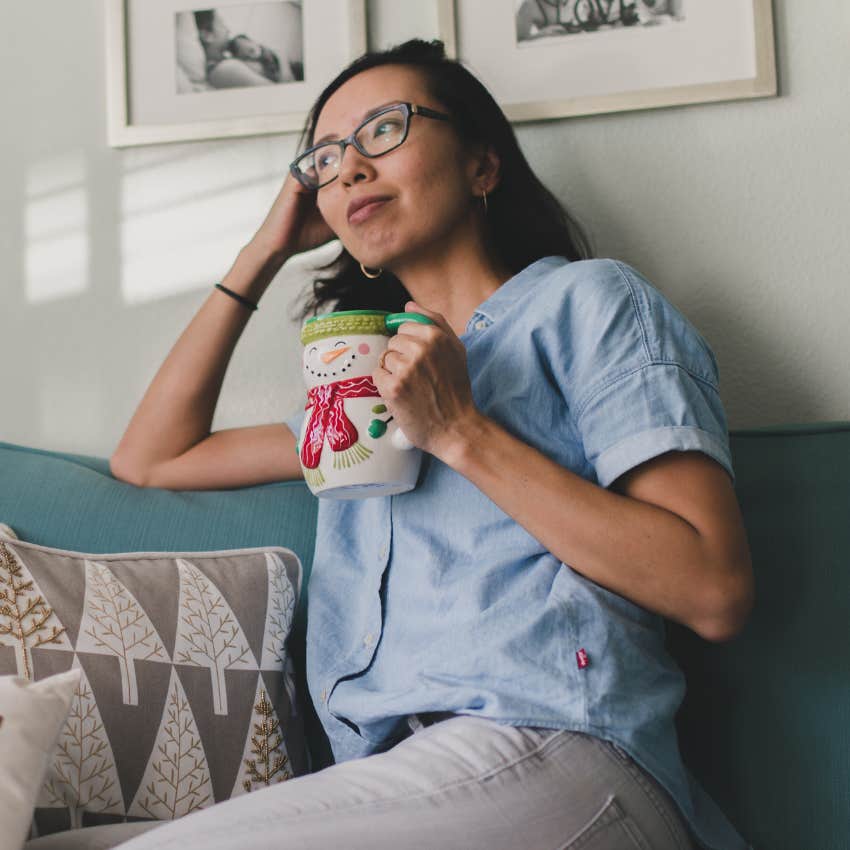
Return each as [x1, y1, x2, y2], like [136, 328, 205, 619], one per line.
[389, 239, 512, 338]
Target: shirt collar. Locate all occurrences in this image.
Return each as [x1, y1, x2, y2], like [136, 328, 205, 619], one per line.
[463, 256, 570, 334]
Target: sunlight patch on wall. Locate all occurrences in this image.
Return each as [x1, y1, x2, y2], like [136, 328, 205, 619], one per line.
[25, 152, 90, 304]
[118, 140, 295, 305]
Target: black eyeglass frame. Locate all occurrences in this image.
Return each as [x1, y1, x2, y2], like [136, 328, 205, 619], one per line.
[289, 102, 452, 190]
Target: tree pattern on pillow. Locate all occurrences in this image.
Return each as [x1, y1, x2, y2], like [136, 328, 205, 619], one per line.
[173, 559, 254, 715]
[0, 541, 71, 679]
[232, 681, 293, 796]
[76, 559, 168, 705]
[260, 552, 298, 716]
[129, 667, 213, 819]
[40, 659, 123, 827]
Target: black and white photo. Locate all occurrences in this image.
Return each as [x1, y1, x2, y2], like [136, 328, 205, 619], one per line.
[515, 0, 685, 45]
[175, 4, 304, 95]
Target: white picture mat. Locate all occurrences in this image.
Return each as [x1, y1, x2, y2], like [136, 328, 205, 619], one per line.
[458, 0, 757, 106]
[106, 0, 366, 146]
[128, 0, 349, 125]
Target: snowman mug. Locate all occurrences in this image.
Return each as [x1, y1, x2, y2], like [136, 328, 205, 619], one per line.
[296, 309, 434, 499]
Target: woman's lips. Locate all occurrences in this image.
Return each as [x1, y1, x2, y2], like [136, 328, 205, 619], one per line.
[348, 198, 392, 225]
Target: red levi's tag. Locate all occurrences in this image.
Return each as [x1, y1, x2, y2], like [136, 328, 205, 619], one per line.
[576, 648, 589, 670]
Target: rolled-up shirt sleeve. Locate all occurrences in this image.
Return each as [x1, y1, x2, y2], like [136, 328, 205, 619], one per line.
[558, 260, 735, 489]
[575, 362, 735, 488]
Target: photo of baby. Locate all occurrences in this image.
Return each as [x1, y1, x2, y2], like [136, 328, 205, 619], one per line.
[176, 2, 304, 94]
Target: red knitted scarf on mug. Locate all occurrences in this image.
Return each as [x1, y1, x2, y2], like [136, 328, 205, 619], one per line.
[300, 375, 380, 469]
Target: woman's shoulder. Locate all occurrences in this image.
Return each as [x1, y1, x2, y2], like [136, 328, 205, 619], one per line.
[531, 257, 654, 301]
[519, 257, 653, 334]
[525, 257, 720, 386]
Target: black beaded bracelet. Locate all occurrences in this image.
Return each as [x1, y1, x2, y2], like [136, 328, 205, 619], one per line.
[215, 283, 258, 311]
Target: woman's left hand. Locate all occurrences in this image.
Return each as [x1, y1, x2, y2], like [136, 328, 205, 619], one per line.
[373, 301, 481, 460]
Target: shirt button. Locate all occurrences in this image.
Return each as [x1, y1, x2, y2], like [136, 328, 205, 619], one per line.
[474, 319, 487, 330]
[320, 688, 328, 704]
[363, 632, 375, 646]
[379, 545, 388, 559]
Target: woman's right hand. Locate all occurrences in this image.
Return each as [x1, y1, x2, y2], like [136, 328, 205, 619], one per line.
[249, 172, 336, 261]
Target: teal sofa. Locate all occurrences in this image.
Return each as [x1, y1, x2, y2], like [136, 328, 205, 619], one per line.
[1, 423, 848, 850]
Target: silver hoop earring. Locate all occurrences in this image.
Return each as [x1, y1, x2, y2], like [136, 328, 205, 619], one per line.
[360, 262, 383, 279]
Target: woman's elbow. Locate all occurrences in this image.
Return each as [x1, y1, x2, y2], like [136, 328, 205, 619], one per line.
[697, 561, 755, 643]
[109, 453, 150, 488]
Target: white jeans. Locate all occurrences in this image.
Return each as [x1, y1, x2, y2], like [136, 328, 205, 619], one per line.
[26, 715, 695, 850]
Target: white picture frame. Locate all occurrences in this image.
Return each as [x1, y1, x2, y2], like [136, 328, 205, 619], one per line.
[445, 0, 776, 123]
[105, 0, 367, 147]
[436, 0, 458, 59]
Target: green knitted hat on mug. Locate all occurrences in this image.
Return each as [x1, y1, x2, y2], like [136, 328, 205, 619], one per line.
[301, 310, 390, 346]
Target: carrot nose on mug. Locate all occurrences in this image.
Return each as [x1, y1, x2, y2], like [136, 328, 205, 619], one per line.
[321, 347, 350, 363]
[297, 309, 433, 499]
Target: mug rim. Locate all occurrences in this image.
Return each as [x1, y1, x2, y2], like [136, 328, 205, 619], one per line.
[303, 309, 390, 326]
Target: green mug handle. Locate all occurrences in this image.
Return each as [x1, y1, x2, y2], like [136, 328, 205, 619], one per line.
[385, 312, 433, 334]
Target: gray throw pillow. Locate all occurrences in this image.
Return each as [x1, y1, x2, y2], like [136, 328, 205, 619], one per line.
[0, 527, 306, 838]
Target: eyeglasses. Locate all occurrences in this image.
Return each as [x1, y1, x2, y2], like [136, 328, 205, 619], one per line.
[289, 102, 452, 190]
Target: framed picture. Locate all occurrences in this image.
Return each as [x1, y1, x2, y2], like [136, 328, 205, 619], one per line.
[445, 0, 776, 122]
[105, 0, 367, 147]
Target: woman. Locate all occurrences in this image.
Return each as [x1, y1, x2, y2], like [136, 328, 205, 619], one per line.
[109, 39, 753, 850]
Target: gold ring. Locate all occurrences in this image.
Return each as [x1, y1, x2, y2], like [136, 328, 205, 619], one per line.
[379, 350, 389, 370]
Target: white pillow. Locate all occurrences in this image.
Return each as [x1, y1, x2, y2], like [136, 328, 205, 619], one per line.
[0, 670, 81, 850]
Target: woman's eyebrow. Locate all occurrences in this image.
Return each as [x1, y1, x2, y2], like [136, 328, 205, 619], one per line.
[313, 101, 402, 145]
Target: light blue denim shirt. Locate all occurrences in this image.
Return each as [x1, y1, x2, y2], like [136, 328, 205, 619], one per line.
[285, 257, 747, 850]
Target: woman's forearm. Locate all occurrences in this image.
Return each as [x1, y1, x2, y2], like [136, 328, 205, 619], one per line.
[110, 242, 288, 478]
[438, 413, 739, 638]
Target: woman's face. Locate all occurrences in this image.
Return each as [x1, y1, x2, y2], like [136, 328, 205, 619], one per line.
[312, 65, 481, 271]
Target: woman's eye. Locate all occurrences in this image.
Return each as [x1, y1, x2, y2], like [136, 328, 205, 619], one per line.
[316, 151, 337, 171]
[373, 119, 402, 137]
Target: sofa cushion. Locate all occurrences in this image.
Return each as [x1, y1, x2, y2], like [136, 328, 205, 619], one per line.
[0, 530, 306, 837]
[0, 670, 80, 850]
[667, 421, 850, 850]
[0, 443, 317, 569]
